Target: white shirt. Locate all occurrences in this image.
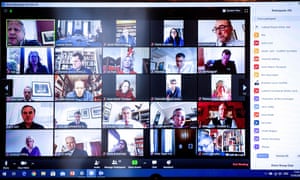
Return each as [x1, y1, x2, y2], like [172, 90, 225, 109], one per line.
[216, 38, 245, 47]
[115, 119, 144, 128]
[167, 63, 196, 73]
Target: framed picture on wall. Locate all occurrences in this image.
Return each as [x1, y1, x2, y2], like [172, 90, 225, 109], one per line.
[91, 106, 101, 118]
[32, 81, 51, 97]
[41, 31, 55, 45]
[80, 108, 90, 119]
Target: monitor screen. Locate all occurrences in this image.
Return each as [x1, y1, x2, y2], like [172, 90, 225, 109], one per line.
[1, 1, 300, 179]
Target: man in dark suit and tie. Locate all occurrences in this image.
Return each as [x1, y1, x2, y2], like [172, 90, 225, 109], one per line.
[23, 86, 34, 101]
[63, 136, 88, 157]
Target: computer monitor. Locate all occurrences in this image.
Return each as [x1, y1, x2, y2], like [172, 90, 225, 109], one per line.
[1, 1, 300, 178]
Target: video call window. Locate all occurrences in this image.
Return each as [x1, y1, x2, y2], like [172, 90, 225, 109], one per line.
[55, 19, 103, 47]
[150, 47, 197, 74]
[55, 74, 102, 102]
[115, 74, 136, 100]
[163, 20, 184, 47]
[211, 74, 232, 101]
[150, 101, 197, 128]
[6, 75, 54, 102]
[166, 74, 182, 100]
[102, 101, 149, 128]
[115, 20, 136, 47]
[198, 47, 245, 74]
[102, 47, 149, 74]
[6, 130, 54, 157]
[55, 102, 101, 129]
[197, 101, 246, 129]
[7, 47, 54, 74]
[54, 129, 102, 157]
[54, 47, 102, 74]
[6, 19, 55, 47]
[6, 102, 54, 129]
[102, 74, 150, 101]
[198, 129, 245, 156]
[198, 19, 245, 47]
[150, 129, 175, 156]
[106, 129, 144, 156]
[151, 129, 197, 157]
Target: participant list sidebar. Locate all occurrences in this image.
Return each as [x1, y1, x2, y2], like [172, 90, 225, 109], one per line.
[250, 2, 300, 170]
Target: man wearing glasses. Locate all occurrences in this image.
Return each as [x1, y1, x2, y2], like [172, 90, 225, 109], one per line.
[166, 79, 182, 98]
[213, 19, 244, 47]
[167, 52, 195, 73]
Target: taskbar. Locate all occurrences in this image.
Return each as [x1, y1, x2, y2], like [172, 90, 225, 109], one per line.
[1, 169, 299, 178]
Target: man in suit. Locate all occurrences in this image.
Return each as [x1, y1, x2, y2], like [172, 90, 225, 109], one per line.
[68, 111, 88, 128]
[213, 19, 244, 47]
[208, 103, 237, 128]
[23, 86, 34, 101]
[63, 136, 88, 157]
[7, 20, 41, 46]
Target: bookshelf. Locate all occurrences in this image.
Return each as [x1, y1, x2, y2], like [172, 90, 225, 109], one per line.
[55, 48, 100, 73]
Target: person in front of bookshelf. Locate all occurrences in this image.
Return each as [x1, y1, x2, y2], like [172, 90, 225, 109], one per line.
[20, 136, 41, 157]
[208, 103, 237, 128]
[25, 51, 49, 74]
[117, 55, 136, 74]
[111, 139, 130, 156]
[164, 28, 184, 47]
[12, 105, 44, 129]
[115, 106, 144, 128]
[171, 108, 189, 128]
[211, 49, 237, 74]
[166, 79, 182, 98]
[115, 80, 136, 100]
[213, 19, 244, 47]
[7, 19, 41, 46]
[66, 79, 94, 101]
[68, 52, 92, 74]
[68, 111, 88, 128]
[167, 52, 194, 73]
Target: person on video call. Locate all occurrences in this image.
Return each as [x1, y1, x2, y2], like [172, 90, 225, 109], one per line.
[7, 20, 41, 46]
[208, 103, 237, 128]
[68, 111, 88, 128]
[117, 56, 136, 74]
[171, 108, 188, 128]
[111, 139, 130, 155]
[68, 52, 92, 74]
[20, 136, 41, 157]
[61, 136, 88, 157]
[23, 86, 34, 102]
[25, 51, 49, 74]
[167, 52, 194, 73]
[115, 106, 144, 128]
[13, 105, 44, 129]
[66, 79, 94, 101]
[117, 28, 136, 46]
[164, 28, 184, 47]
[95, 28, 103, 43]
[116, 80, 136, 100]
[212, 80, 231, 100]
[166, 79, 182, 98]
[213, 19, 244, 47]
[211, 49, 237, 74]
